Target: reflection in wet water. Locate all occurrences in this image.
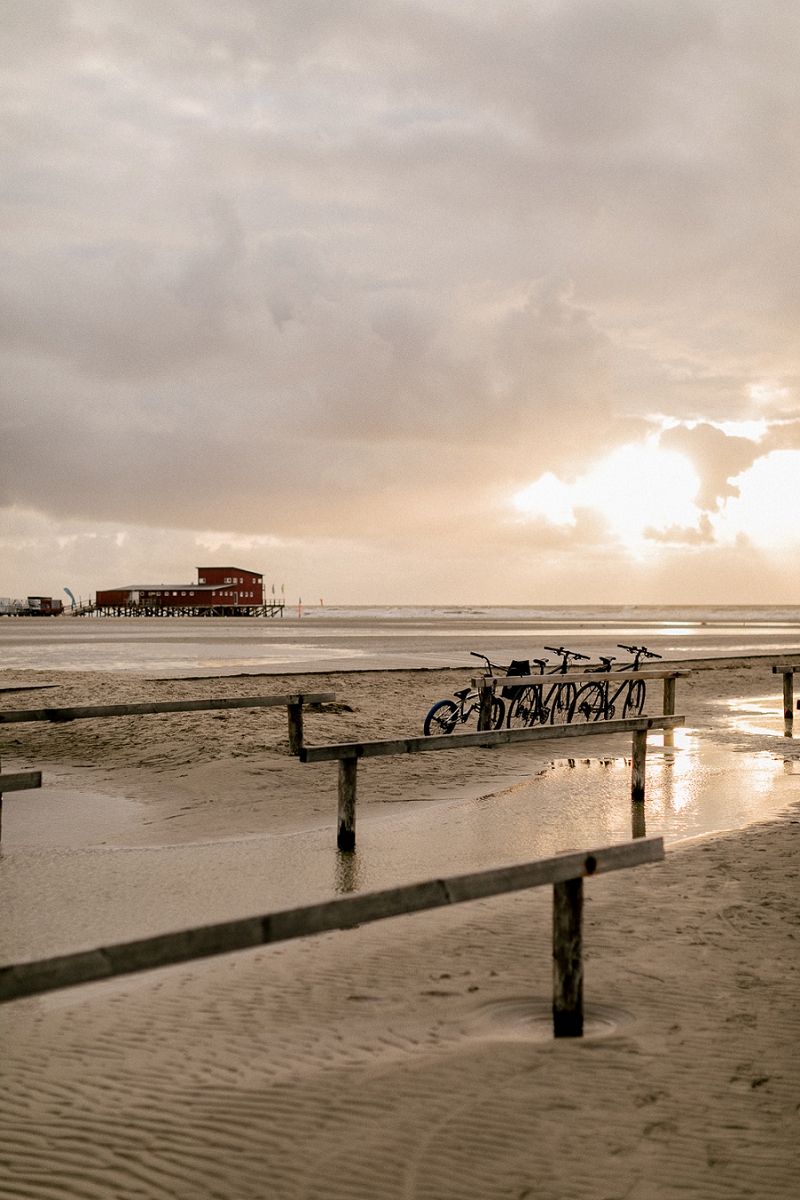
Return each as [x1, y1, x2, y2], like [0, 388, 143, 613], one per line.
[719, 692, 789, 738]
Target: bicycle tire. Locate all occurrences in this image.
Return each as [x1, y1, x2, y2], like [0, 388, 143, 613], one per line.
[570, 682, 606, 722]
[622, 679, 646, 718]
[549, 682, 577, 724]
[506, 687, 539, 728]
[490, 696, 506, 729]
[423, 699, 460, 736]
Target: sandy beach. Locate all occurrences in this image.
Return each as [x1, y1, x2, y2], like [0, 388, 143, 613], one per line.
[1, 655, 799, 1196]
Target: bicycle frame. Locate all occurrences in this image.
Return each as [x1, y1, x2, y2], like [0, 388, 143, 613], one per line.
[571, 645, 660, 722]
[506, 648, 589, 727]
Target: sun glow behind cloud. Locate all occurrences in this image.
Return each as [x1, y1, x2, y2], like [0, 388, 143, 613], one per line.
[514, 440, 800, 559]
[513, 441, 703, 551]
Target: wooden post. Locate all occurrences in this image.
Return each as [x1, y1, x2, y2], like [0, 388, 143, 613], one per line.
[783, 671, 794, 738]
[337, 757, 358, 851]
[478, 680, 494, 732]
[631, 728, 647, 805]
[631, 800, 646, 839]
[663, 676, 676, 747]
[553, 877, 583, 1037]
[287, 701, 304, 755]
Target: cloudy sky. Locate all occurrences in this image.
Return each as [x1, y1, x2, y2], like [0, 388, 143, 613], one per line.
[2, 0, 800, 604]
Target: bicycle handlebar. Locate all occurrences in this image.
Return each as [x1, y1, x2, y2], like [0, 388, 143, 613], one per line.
[543, 646, 590, 660]
[469, 651, 507, 675]
[617, 644, 662, 660]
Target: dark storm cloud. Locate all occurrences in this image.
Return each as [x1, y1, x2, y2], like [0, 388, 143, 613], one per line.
[2, 0, 799, 553]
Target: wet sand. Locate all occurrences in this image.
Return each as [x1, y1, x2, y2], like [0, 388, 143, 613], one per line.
[0, 655, 797, 844]
[1, 658, 799, 1196]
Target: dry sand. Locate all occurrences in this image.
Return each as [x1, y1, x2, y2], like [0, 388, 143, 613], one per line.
[1, 660, 799, 1196]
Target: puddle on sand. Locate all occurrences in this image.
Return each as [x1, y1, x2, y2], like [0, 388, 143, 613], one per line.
[2, 729, 799, 964]
[1, 789, 145, 847]
[716, 691, 796, 738]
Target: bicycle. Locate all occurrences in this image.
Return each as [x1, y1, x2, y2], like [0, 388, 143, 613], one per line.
[422, 652, 507, 735]
[570, 644, 662, 722]
[505, 647, 591, 727]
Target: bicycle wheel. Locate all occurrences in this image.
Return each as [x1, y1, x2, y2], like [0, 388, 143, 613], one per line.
[570, 682, 606, 722]
[506, 687, 539, 728]
[622, 679, 646, 718]
[423, 699, 459, 735]
[549, 682, 577, 724]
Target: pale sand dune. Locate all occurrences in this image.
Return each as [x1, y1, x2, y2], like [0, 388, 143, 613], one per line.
[0, 661, 799, 1196]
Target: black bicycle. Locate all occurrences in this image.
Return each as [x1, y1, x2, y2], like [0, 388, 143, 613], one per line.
[505, 647, 591, 727]
[422, 652, 507, 735]
[570, 644, 662, 722]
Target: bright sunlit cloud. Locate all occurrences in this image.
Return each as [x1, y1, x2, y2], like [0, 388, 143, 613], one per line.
[514, 441, 702, 550]
[720, 450, 800, 549]
[653, 415, 768, 442]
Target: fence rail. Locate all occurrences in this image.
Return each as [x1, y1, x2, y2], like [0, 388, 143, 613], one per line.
[472, 668, 691, 688]
[0, 835, 664, 1036]
[0, 771, 42, 793]
[0, 692, 335, 759]
[301, 715, 684, 849]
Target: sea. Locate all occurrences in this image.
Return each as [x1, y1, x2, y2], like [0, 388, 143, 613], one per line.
[2, 605, 800, 676]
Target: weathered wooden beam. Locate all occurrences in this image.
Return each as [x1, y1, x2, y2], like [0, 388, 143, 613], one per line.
[553, 877, 583, 1037]
[0, 837, 664, 1006]
[300, 715, 684, 763]
[631, 800, 647, 839]
[662, 675, 677, 747]
[0, 771, 42, 793]
[473, 669, 691, 689]
[631, 728, 648, 806]
[783, 672, 793, 738]
[478, 681, 494, 732]
[337, 758, 357, 851]
[0, 693, 335, 724]
[287, 703, 304, 755]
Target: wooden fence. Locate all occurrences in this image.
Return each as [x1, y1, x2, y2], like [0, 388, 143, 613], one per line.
[0, 835, 664, 1037]
[0, 691, 335, 755]
[301, 715, 684, 850]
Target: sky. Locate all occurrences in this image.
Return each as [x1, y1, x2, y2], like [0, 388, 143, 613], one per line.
[2, 0, 800, 605]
